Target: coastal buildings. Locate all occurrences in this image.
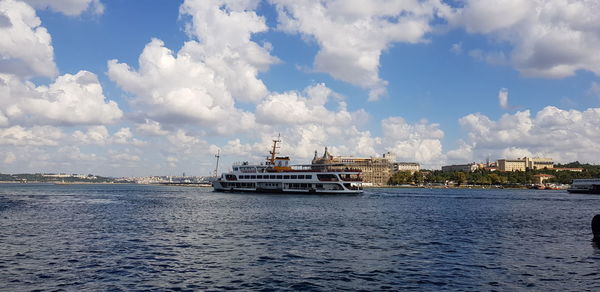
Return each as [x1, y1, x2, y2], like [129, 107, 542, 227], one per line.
[441, 157, 555, 173]
[393, 162, 421, 174]
[441, 163, 479, 172]
[497, 157, 553, 171]
[552, 167, 584, 172]
[533, 174, 555, 185]
[42, 173, 97, 179]
[311, 148, 419, 186]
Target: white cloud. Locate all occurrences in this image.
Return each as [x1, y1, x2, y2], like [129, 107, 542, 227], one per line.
[381, 117, 445, 165]
[136, 119, 168, 136]
[179, 0, 278, 102]
[0, 0, 57, 78]
[72, 126, 145, 146]
[22, 0, 104, 16]
[450, 42, 462, 55]
[256, 83, 363, 126]
[3, 151, 16, 164]
[112, 128, 145, 146]
[498, 88, 509, 109]
[454, 0, 600, 78]
[167, 129, 209, 155]
[0, 71, 122, 126]
[223, 138, 257, 158]
[108, 39, 256, 134]
[0, 125, 63, 146]
[446, 141, 473, 162]
[166, 156, 178, 168]
[455, 106, 600, 163]
[270, 0, 453, 101]
[110, 152, 141, 162]
[57, 145, 98, 162]
[72, 126, 109, 145]
[457, 0, 532, 34]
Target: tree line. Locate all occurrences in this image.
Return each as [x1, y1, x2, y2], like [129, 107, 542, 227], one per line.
[388, 161, 600, 186]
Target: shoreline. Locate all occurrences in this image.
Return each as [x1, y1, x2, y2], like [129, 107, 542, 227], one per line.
[1, 181, 566, 190]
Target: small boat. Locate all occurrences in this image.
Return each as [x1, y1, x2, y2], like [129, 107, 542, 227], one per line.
[212, 137, 363, 194]
[567, 179, 600, 194]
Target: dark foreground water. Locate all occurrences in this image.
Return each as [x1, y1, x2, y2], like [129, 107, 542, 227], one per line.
[1, 184, 600, 291]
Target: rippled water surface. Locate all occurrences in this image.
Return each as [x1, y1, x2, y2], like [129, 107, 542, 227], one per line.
[2, 184, 600, 291]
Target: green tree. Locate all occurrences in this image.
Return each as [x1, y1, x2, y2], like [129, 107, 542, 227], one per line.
[488, 173, 506, 185]
[413, 172, 425, 184]
[388, 171, 413, 185]
[455, 172, 467, 186]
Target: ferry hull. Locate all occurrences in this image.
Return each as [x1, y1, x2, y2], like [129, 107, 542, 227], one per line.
[567, 189, 600, 194]
[212, 181, 362, 195]
[567, 179, 600, 194]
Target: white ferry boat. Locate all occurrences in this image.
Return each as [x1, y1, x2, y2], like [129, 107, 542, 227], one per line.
[567, 179, 600, 194]
[212, 137, 363, 194]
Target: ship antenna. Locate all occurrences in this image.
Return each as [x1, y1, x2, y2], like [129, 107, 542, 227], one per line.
[269, 134, 281, 164]
[214, 149, 220, 177]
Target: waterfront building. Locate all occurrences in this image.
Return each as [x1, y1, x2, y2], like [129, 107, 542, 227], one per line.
[441, 163, 479, 172]
[524, 157, 554, 169]
[533, 174, 555, 185]
[497, 159, 526, 171]
[552, 167, 584, 172]
[393, 162, 421, 174]
[497, 157, 554, 171]
[311, 149, 418, 186]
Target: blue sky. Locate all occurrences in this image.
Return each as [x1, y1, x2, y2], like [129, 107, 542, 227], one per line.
[1, 0, 600, 176]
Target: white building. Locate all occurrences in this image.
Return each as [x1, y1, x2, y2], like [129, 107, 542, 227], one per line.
[393, 162, 421, 174]
[441, 163, 479, 172]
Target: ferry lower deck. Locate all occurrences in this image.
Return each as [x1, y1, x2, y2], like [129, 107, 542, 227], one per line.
[212, 172, 363, 194]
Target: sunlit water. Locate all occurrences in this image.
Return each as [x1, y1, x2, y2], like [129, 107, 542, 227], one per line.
[1, 184, 600, 291]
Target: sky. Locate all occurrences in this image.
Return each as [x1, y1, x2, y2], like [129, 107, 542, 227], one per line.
[1, 0, 600, 177]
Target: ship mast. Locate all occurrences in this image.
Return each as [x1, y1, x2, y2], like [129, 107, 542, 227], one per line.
[268, 134, 281, 165]
[213, 149, 220, 177]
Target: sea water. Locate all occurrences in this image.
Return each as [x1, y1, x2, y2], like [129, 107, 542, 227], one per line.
[1, 184, 600, 291]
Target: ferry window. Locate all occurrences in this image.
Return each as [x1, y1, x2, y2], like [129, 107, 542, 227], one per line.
[305, 175, 312, 179]
[298, 175, 305, 179]
[257, 175, 262, 179]
[284, 175, 290, 179]
[270, 175, 276, 179]
[233, 167, 238, 171]
[291, 175, 297, 179]
[251, 175, 256, 179]
[276, 175, 282, 179]
[317, 174, 338, 181]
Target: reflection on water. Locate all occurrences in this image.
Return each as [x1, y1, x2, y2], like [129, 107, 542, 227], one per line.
[1, 184, 600, 290]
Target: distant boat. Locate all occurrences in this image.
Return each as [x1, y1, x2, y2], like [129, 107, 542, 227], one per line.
[567, 179, 600, 194]
[212, 136, 363, 194]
